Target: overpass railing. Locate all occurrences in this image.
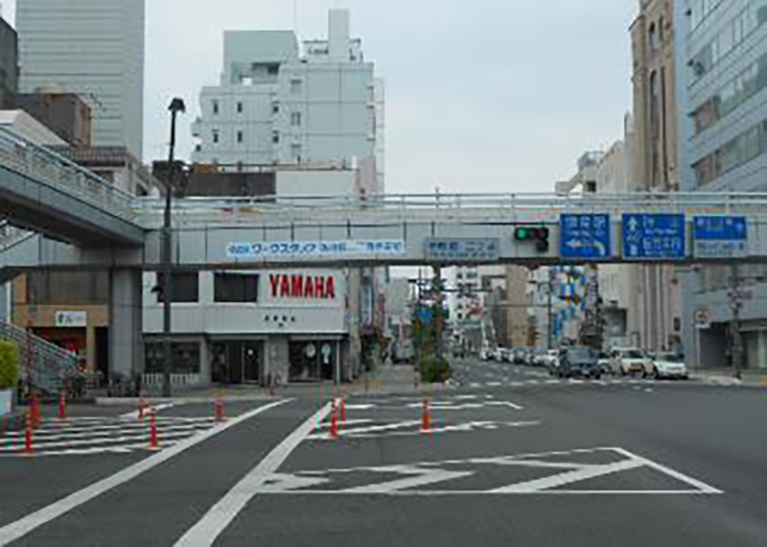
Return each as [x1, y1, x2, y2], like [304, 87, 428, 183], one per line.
[134, 192, 767, 226]
[0, 127, 136, 222]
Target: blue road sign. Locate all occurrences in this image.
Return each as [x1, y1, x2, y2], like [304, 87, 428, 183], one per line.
[693, 216, 747, 258]
[693, 216, 747, 240]
[622, 213, 686, 260]
[560, 214, 611, 259]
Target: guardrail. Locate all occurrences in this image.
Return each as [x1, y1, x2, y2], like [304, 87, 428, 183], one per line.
[0, 127, 137, 222]
[134, 192, 767, 226]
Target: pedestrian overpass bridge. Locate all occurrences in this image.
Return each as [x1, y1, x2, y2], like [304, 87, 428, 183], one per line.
[3, 125, 767, 379]
[1, 192, 767, 274]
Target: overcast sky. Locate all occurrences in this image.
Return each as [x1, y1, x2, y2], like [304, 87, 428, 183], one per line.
[2, 0, 638, 195]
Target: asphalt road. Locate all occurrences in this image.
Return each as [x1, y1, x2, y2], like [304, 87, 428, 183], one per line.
[1, 358, 765, 546]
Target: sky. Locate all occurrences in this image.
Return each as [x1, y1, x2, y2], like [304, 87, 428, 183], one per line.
[2, 0, 639, 195]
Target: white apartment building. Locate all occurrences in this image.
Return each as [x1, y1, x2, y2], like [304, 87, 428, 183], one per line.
[676, 0, 767, 370]
[16, 0, 145, 160]
[191, 9, 382, 188]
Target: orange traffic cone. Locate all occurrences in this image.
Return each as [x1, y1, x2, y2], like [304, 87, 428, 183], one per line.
[421, 397, 431, 433]
[329, 401, 339, 440]
[23, 411, 34, 457]
[58, 391, 67, 422]
[150, 412, 159, 450]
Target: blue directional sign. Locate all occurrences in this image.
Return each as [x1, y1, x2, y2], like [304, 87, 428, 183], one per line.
[693, 216, 747, 258]
[693, 216, 747, 240]
[622, 213, 686, 260]
[560, 214, 611, 260]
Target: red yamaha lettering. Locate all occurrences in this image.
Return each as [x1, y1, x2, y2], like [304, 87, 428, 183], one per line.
[267, 274, 338, 299]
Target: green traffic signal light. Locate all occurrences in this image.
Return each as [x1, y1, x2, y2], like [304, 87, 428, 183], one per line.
[515, 227, 530, 240]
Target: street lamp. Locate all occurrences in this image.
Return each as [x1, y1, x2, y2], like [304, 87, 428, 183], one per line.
[162, 97, 185, 398]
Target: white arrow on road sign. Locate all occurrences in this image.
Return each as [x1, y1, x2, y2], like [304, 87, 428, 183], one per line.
[628, 217, 640, 233]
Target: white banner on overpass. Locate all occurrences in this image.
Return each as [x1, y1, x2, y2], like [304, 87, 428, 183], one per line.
[226, 240, 406, 260]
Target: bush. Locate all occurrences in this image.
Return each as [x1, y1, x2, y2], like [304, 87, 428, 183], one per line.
[0, 340, 19, 390]
[419, 354, 450, 384]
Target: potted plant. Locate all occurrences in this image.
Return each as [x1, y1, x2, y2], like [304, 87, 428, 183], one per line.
[0, 340, 19, 418]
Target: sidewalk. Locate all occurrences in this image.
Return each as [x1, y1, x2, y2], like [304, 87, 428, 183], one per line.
[690, 368, 767, 387]
[95, 363, 444, 405]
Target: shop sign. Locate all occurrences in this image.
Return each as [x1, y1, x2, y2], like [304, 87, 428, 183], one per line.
[227, 240, 406, 259]
[269, 274, 338, 300]
[55, 311, 87, 327]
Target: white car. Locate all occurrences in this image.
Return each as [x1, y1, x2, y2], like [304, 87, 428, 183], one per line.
[539, 349, 559, 368]
[611, 348, 651, 376]
[650, 353, 688, 380]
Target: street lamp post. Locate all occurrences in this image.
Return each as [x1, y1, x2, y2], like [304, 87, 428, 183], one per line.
[162, 98, 186, 398]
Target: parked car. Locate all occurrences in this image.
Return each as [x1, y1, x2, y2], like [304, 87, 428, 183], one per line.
[555, 346, 601, 379]
[539, 349, 559, 369]
[491, 347, 504, 362]
[597, 351, 612, 375]
[479, 347, 492, 361]
[650, 352, 689, 380]
[530, 348, 547, 367]
[513, 347, 528, 365]
[610, 348, 651, 376]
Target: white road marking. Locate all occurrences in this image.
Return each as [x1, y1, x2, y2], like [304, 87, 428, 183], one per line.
[489, 459, 643, 493]
[306, 420, 540, 441]
[174, 401, 333, 547]
[487, 382, 502, 387]
[0, 399, 291, 546]
[345, 404, 375, 410]
[120, 402, 175, 420]
[261, 446, 722, 496]
[342, 466, 474, 494]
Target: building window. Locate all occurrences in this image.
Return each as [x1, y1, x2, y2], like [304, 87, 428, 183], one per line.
[291, 112, 302, 126]
[690, 3, 767, 85]
[691, 53, 767, 135]
[291, 143, 302, 162]
[237, 102, 243, 114]
[27, 272, 108, 305]
[214, 273, 259, 303]
[267, 64, 279, 75]
[145, 342, 200, 374]
[648, 23, 659, 52]
[649, 70, 662, 186]
[155, 273, 199, 303]
[237, 130, 244, 143]
[692, 118, 767, 186]
[272, 130, 280, 144]
[272, 102, 280, 115]
[212, 100, 219, 115]
[290, 79, 302, 94]
[212, 130, 219, 144]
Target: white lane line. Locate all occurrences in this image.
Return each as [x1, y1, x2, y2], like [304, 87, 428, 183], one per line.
[174, 401, 333, 547]
[0, 421, 212, 442]
[0, 427, 207, 451]
[120, 402, 175, 420]
[487, 382, 502, 387]
[0, 398, 291, 546]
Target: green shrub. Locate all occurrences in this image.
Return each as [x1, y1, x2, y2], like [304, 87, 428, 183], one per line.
[0, 340, 19, 389]
[419, 354, 450, 384]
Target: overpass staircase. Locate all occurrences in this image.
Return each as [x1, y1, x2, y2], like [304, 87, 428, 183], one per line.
[0, 319, 79, 395]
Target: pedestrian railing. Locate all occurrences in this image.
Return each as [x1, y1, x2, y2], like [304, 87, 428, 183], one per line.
[0, 320, 79, 394]
[0, 127, 137, 222]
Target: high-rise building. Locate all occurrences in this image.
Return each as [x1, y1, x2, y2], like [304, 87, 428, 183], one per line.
[629, 0, 683, 353]
[0, 9, 18, 107]
[676, 0, 767, 370]
[191, 9, 381, 187]
[16, 0, 145, 159]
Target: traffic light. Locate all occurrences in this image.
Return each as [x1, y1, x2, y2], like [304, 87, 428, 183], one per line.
[514, 226, 550, 252]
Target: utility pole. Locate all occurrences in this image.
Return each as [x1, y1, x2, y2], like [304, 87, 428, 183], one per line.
[729, 265, 743, 380]
[433, 266, 445, 362]
[162, 98, 185, 398]
[547, 267, 554, 350]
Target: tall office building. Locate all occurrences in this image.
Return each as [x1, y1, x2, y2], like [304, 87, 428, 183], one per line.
[16, 0, 145, 159]
[677, 0, 767, 370]
[0, 9, 18, 107]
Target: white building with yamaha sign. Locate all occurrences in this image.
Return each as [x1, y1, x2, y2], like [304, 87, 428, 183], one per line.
[142, 269, 350, 387]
